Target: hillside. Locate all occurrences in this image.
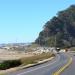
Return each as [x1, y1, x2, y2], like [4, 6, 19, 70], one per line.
[35, 5, 75, 48]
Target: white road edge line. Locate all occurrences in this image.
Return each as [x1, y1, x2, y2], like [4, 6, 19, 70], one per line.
[16, 55, 60, 75]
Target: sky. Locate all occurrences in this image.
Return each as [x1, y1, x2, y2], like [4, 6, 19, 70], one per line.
[0, 0, 75, 44]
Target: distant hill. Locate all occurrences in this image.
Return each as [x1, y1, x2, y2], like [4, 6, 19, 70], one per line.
[35, 5, 75, 48]
[0, 43, 31, 47]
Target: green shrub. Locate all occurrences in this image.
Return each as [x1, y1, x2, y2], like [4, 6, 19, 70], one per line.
[0, 60, 21, 70]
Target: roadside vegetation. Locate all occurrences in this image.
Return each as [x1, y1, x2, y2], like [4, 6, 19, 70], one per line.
[20, 53, 55, 65]
[0, 53, 55, 70]
[0, 60, 21, 70]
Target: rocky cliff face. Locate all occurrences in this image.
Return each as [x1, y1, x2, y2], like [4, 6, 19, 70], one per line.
[35, 5, 75, 48]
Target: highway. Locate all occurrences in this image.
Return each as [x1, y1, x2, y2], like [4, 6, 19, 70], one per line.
[61, 52, 75, 75]
[6, 53, 70, 75]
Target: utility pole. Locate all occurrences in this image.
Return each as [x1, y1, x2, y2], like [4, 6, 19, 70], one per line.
[55, 29, 59, 49]
[55, 34, 56, 49]
[39, 38, 40, 45]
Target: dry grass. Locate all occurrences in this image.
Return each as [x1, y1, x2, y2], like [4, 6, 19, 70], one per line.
[20, 53, 55, 65]
[0, 51, 34, 60]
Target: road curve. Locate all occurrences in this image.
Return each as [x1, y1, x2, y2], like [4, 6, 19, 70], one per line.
[6, 53, 70, 75]
[61, 52, 75, 75]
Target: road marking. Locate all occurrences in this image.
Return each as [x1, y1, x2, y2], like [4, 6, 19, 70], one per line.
[53, 57, 72, 75]
[16, 55, 60, 75]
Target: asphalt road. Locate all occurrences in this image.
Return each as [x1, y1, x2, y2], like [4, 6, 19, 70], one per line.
[6, 53, 70, 75]
[61, 52, 75, 75]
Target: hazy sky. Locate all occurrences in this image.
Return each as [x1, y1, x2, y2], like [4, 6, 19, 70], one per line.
[0, 0, 75, 44]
